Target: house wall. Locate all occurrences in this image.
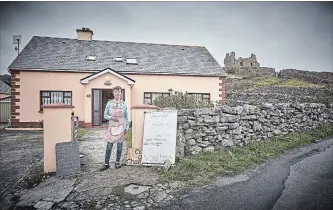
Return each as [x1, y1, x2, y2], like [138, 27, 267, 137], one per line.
[127, 74, 223, 105]
[12, 70, 226, 127]
[17, 71, 90, 125]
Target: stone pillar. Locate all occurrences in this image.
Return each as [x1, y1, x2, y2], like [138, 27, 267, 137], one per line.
[219, 77, 226, 104]
[42, 103, 75, 173]
[131, 104, 159, 150]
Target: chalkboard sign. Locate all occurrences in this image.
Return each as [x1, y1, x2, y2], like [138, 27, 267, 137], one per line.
[126, 148, 142, 166]
[141, 110, 178, 165]
[55, 141, 81, 176]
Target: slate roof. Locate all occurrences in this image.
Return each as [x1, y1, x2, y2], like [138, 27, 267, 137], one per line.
[0, 80, 10, 94]
[8, 36, 226, 77]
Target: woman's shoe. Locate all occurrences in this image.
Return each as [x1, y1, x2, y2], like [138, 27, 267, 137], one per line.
[99, 164, 110, 171]
[115, 162, 121, 169]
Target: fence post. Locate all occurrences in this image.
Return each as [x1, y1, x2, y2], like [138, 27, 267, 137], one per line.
[73, 116, 79, 141]
[131, 105, 159, 150]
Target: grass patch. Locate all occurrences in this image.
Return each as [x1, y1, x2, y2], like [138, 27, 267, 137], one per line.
[23, 163, 44, 189]
[248, 77, 325, 89]
[160, 124, 333, 183]
[78, 128, 87, 140]
[234, 77, 326, 91]
[252, 77, 281, 88]
[279, 78, 325, 88]
[227, 74, 243, 79]
[126, 128, 132, 148]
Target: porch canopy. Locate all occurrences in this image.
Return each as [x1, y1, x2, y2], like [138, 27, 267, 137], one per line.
[80, 68, 135, 127]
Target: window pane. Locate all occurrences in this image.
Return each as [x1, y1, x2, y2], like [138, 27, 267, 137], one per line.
[187, 93, 211, 102]
[42, 92, 50, 97]
[114, 57, 123, 62]
[152, 93, 162, 101]
[64, 92, 72, 97]
[53, 92, 63, 103]
[65, 98, 72, 105]
[42, 97, 49, 105]
[64, 98, 72, 105]
[126, 58, 137, 64]
[144, 93, 151, 98]
[144, 99, 152, 105]
[51, 92, 55, 103]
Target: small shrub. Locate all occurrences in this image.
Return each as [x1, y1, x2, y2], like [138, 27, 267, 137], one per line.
[153, 91, 219, 109]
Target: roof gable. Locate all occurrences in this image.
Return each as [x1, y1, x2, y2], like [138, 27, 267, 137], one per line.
[8, 36, 226, 77]
[80, 68, 135, 85]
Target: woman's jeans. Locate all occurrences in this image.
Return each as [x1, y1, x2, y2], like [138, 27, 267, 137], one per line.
[105, 142, 123, 165]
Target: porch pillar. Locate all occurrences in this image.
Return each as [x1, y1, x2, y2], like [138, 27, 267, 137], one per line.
[42, 103, 74, 173]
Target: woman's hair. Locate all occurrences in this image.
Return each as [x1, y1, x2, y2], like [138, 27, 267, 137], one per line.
[113, 86, 122, 91]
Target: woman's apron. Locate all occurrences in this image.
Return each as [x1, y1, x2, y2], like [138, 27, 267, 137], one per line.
[102, 103, 126, 143]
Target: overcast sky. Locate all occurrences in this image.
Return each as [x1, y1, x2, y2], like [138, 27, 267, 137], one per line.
[0, 1, 332, 75]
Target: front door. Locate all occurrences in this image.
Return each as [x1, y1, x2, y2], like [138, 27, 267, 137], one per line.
[92, 89, 102, 126]
[92, 88, 126, 126]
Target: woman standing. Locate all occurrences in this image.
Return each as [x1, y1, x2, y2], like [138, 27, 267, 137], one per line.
[100, 86, 129, 171]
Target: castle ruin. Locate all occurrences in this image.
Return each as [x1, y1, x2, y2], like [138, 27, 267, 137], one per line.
[224, 51, 260, 68]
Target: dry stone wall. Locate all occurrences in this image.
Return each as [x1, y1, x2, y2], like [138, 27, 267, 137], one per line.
[176, 103, 333, 156]
[279, 69, 333, 85]
[226, 86, 333, 107]
[223, 67, 276, 78]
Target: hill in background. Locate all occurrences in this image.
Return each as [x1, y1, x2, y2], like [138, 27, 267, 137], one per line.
[226, 69, 333, 107]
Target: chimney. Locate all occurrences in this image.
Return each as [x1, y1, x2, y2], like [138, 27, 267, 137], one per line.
[76, 27, 93, 41]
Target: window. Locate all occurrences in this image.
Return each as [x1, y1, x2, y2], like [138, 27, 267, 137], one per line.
[187, 93, 210, 103]
[114, 57, 123, 62]
[126, 58, 138, 65]
[143, 92, 170, 105]
[40, 91, 72, 110]
[87, 55, 96, 61]
[240, 61, 243, 66]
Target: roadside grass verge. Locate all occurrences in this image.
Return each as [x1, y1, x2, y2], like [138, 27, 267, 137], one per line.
[160, 124, 333, 183]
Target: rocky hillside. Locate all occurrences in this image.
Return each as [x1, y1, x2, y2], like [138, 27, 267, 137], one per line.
[226, 76, 333, 107]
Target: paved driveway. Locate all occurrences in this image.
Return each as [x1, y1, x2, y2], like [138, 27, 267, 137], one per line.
[0, 130, 43, 196]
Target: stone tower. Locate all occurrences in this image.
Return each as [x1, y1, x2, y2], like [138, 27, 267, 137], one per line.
[224, 51, 260, 68]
